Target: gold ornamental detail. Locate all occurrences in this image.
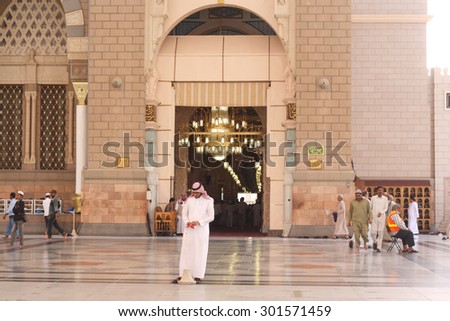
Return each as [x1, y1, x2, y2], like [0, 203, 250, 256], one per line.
[287, 103, 296, 120]
[73, 82, 88, 105]
[146, 104, 156, 122]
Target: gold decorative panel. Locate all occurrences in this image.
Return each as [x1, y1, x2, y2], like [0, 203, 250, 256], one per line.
[72, 82, 88, 105]
[0, 85, 23, 170]
[146, 104, 156, 122]
[287, 102, 296, 120]
[116, 157, 130, 168]
[0, 0, 67, 55]
[40, 85, 66, 170]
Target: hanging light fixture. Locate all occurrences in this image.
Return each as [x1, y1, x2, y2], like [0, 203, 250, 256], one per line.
[178, 106, 263, 161]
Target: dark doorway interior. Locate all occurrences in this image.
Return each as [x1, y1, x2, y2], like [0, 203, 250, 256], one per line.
[175, 106, 266, 235]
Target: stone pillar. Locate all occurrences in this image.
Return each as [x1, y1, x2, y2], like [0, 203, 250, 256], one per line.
[73, 82, 88, 194]
[283, 171, 294, 237]
[144, 0, 168, 73]
[282, 118, 296, 237]
[289, 0, 354, 237]
[23, 50, 37, 166]
[174, 147, 189, 200]
[29, 92, 37, 163]
[67, 91, 74, 164]
[145, 102, 160, 236]
[275, 0, 296, 67]
[81, 0, 147, 236]
[146, 167, 159, 236]
[23, 92, 31, 163]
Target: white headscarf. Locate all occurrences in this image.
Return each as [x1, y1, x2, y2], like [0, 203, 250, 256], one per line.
[190, 182, 210, 199]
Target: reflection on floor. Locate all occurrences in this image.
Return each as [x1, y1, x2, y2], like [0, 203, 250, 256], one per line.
[1, 234, 450, 301]
[210, 224, 265, 237]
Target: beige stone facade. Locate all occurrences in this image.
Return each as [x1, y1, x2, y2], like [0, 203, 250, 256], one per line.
[432, 68, 450, 232]
[352, 0, 430, 179]
[1, 0, 446, 236]
[82, 0, 147, 234]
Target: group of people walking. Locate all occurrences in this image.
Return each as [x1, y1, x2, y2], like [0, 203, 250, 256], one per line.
[3, 189, 70, 249]
[215, 198, 262, 231]
[2, 191, 25, 248]
[43, 190, 71, 240]
[332, 186, 419, 254]
[166, 194, 262, 234]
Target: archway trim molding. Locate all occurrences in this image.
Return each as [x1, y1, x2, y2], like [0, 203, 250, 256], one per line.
[60, 0, 85, 37]
[145, 0, 296, 77]
[174, 82, 269, 107]
[60, 0, 87, 60]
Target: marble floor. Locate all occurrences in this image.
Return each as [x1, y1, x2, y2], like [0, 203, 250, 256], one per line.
[1, 234, 450, 301]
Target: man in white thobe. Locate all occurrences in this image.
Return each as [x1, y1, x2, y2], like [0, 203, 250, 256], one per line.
[42, 192, 51, 237]
[408, 196, 419, 236]
[370, 186, 388, 252]
[172, 182, 214, 284]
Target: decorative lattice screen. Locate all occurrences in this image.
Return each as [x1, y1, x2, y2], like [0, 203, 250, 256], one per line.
[0, 0, 67, 55]
[40, 85, 66, 170]
[0, 85, 23, 170]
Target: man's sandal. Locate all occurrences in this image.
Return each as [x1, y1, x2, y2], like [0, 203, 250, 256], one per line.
[171, 277, 181, 284]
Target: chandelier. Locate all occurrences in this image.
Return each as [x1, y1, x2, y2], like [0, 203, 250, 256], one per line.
[178, 106, 263, 161]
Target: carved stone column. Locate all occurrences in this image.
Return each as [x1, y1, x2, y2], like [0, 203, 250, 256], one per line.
[275, 0, 296, 68]
[67, 91, 74, 164]
[282, 119, 296, 237]
[29, 92, 37, 163]
[144, 0, 168, 73]
[23, 92, 31, 163]
[283, 65, 297, 120]
[73, 82, 88, 194]
[145, 100, 160, 236]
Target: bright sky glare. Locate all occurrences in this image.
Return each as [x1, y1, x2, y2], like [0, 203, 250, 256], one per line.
[427, 0, 450, 69]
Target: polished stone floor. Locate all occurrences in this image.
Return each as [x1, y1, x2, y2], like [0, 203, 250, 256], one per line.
[1, 234, 450, 301]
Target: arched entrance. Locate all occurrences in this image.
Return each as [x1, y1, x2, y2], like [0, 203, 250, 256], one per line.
[146, 3, 296, 236]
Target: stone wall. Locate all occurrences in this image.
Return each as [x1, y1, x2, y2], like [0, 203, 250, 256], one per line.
[433, 68, 450, 231]
[290, 0, 354, 236]
[351, 0, 430, 179]
[82, 0, 148, 234]
[87, 0, 145, 169]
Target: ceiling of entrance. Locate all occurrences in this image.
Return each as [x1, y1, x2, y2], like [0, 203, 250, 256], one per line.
[169, 7, 275, 36]
[157, 36, 286, 82]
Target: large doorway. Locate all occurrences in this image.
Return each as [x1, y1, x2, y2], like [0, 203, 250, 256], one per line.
[168, 7, 275, 235]
[153, 4, 290, 235]
[174, 105, 265, 235]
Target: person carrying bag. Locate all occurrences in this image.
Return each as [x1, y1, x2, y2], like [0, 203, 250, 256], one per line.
[9, 191, 26, 248]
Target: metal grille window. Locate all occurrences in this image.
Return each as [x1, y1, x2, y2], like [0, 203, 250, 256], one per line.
[0, 85, 23, 170]
[40, 85, 66, 170]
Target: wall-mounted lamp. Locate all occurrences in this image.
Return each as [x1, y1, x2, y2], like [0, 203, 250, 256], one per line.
[111, 76, 123, 88]
[318, 77, 330, 90]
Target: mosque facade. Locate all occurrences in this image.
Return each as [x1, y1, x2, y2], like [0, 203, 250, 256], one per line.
[0, 0, 448, 236]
